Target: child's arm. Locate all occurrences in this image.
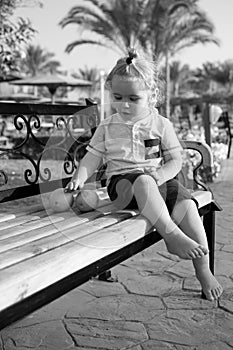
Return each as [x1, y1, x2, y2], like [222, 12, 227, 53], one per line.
[153, 151, 183, 186]
[151, 118, 183, 186]
[66, 151, 102, 191]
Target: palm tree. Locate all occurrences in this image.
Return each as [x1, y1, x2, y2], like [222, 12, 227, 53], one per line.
[195, 60, 233, 93]
[17, 44, 61, 97]
[60, 0, 219, 117]
[20, 44, 61, 76]
[141, 0, 219, 116]
[169, 61, 191, 96]
[59, 0, 151, 55]
[73, 66, 100, 96]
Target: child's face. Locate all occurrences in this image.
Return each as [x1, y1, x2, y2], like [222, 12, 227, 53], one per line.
[111, 76, 151, 120]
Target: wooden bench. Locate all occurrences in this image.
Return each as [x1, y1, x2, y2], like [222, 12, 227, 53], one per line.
[0, 102, 221, 330]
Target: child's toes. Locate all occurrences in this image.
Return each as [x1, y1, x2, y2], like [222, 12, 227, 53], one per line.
[190, 247, 205, 259]
[199, 246, 209, 255]
[194, 247, 205, 257]
[187, 251, 196, 259]
[216, 285, 223, 298]
[205, 290, 214, 301]
[212, 289, 219, 300]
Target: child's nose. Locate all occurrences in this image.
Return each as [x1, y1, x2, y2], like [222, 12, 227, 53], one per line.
[123, 100, 130, 107]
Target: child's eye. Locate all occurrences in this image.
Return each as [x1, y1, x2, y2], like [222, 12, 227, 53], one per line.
[130, 97, 140, 102]
[113, 95, 122, 100]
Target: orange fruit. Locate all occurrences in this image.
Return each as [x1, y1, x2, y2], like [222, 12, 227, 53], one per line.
[49, 188, 74, 212]
[75, 190, 99, 212]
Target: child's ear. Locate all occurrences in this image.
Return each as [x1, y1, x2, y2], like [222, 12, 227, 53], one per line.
[148, 89, 158, 107]
[155, 88, 159, 98]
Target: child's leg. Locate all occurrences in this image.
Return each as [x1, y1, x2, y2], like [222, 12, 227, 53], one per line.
[171, 199, 223, 300]
[132, 175, 208, 260]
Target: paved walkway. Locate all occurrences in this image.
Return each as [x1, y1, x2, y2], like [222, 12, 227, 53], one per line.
[1, 156, 233, 350]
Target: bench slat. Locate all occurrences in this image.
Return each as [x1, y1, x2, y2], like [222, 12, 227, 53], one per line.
[0, 215, 151, 312]
[0, 215, 45, 231]
[0, 204, 45, 222]
[0, 214, 61, 240]
[0, 213, 16, 223]
[0, 216, 66, 253]
[0, 211, 96, 240]
[0, 210, 108, 254]
[0, 211, 135, 270]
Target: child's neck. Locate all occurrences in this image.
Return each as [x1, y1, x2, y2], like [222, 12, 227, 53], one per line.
[119, 111, 151, 123]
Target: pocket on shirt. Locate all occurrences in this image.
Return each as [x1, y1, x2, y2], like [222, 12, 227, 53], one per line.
[144, 138, 161, 159]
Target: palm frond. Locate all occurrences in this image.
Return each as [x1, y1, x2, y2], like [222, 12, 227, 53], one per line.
[65, 39, 123, 56]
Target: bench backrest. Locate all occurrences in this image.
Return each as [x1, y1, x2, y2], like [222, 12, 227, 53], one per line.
[0, 99, 99, 203]
[0, 100, 212, 204]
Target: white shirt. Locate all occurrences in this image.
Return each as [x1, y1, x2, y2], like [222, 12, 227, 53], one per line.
[86, 109, 182, 180]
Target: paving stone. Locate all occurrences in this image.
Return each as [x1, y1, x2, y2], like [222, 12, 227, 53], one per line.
[215, 250, 233, 261]
[215, 259, 233, 276]
[215, 275, 233, 290]
[183, 276, 202, 292]
[221, 244, 233, 253]
[163, 292, 218, 310]
[146, 309, 233, 347]
[219, 289, 233, 314]
[140, 340, 195, 349]
[127, 345, 143, 350]
[165, 260, 194, 278]
[199, 342, 233, 350]
[66, 294, 164, 322]
[115, 265, 182, 296]
[65, 318, 148, 349]
[1, 321, 73, 349]
[154, 251, 181, 262]
[119, 255, 177, 276]
[79, 278, 127, 298]
[216, 229, 233, 244]
[11, 288, 96, 328]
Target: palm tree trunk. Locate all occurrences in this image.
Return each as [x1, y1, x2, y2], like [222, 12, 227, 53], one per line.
[165, 51, 170, 119]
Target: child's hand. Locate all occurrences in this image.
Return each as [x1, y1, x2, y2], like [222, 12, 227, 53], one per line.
[144, 167, 165, 186]
[145, 167, 160, 185]
[66, 178, 83, 192]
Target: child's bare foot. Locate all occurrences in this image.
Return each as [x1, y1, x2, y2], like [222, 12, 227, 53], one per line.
[196, 268, 223, 301]
[164, 232, 208, 260]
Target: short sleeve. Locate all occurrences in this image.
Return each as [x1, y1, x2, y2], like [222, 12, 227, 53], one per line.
[86, 122, 105, 157]
[161, 119, 183, 155]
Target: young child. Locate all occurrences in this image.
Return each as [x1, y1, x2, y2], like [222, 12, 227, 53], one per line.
[66, 48, 223, 301]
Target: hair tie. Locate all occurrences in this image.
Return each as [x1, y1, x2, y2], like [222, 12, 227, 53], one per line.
[126, 57, 133, 65]
[126, 48, 137, 65]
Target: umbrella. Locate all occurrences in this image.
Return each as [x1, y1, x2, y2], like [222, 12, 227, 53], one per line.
[10, 73, 92, 103]
[0, 93, 40, 102]
[0, 73, 23, 82]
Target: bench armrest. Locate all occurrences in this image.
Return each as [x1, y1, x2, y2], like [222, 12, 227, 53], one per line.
[181, 140, 213, 191]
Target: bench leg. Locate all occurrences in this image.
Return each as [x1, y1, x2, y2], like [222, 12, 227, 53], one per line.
[97, 270, 118, 282]
[201, 210, 215, 299]
[227, 136, 232, 158]
[203, 209, 215, 275]
[98, 270, 112, 281]
[201, 209, 216, 299]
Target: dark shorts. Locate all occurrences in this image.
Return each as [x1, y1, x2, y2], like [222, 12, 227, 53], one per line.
[107, 172, 194, 214]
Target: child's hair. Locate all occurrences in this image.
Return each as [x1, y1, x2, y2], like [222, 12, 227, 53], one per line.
[105, 48, 164, 107]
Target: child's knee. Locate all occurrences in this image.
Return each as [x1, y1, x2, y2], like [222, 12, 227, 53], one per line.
[172, 199, 197, 221]
[134, 174, 157, 191]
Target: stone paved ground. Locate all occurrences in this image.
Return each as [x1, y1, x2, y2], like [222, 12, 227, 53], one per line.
[1, 156, 233, 350]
